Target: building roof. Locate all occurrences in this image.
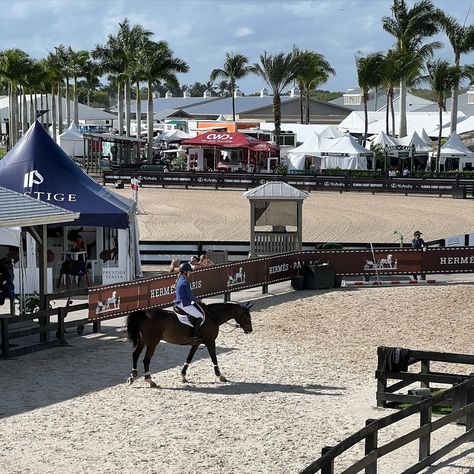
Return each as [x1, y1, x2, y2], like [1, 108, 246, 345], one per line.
[0, 185, 79, 227]
[109, 97, 218, 115]
[244, 181, 309, 200]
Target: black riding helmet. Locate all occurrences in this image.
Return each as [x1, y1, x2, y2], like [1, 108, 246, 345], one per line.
[179, 262, 193, 272]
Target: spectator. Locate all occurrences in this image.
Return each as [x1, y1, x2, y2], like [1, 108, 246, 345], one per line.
[169, 258, 181, 273]
[199, 253, 215, 267]
[189, 255, 201, 270]
[72, 234, 87, 262]
[403, 167, 411, 177]
[411, 231, 426, 281]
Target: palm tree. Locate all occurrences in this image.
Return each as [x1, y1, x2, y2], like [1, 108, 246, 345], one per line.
[54, 45, 74, 127]
[0, 48, 32, 146]
[80, 60, 101, 106]
[68, 49, 90, 125]
[296, 50, 335, 124]
[140, 40, 189, 161]
[382, 0, 442, 137]
[252, 51, 302, 152]
[116, 19, 153, 137]
[216, 80, 230, 97]
[438, 13, 474, 134]
[210, 52, 252, 121]
[355, 51, 385, 147]
[46, 50, 66, 137]
[380, 50, 403, 136]
[421, 60, 468, 171]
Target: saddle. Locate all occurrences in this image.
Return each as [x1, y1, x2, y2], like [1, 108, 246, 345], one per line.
[172, 304, 205, 328]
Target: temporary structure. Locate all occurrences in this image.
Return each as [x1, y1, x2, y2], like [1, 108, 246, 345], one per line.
[160, 129, 192, 142]
[320, 134, 372, 170]
[58, 121, 84, 157]
[0, 121, 142, 283]
[287, 132, 324, 170]
[397, 131, 433, 153]
[369, 131, 397, 148]
[429, 132, 474, 170]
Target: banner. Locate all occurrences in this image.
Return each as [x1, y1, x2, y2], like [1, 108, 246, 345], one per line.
[88, 247, 474, 321]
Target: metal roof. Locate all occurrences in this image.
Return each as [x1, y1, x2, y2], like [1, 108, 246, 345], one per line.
[0, 185, 80, 227]
[244, 181, 309, 200]
[109, 97, 218, 114]
[183, 96, 296, 116]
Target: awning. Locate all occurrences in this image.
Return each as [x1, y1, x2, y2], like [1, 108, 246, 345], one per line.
[182, 131, 271, 149]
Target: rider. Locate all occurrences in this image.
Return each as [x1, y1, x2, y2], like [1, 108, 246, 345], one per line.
[174, 262, 204, 342]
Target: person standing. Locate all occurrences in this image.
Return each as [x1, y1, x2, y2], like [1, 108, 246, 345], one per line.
[411, 231, 426, 280]
[174, 262, 204, 342]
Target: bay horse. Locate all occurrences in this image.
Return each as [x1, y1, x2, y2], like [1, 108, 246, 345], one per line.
[126, 302, 253, 388]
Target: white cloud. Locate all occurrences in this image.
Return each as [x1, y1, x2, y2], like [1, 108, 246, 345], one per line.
[234, 27, 254, 38]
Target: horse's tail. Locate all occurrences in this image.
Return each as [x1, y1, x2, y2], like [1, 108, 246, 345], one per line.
[126, 310, 148, 346]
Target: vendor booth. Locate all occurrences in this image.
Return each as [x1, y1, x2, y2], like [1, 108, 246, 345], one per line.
[182, 131, 278, 172]
[287, 132, 325, 172]
[429, 132, 474, 171]
[320, 134, 372, 170]
[0, 121, 142, 288]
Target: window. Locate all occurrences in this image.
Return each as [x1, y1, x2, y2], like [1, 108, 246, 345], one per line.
[344, 95, 361, 106]
[468, 93, 474, 105]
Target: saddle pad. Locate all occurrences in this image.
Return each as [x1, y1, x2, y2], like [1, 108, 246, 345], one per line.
[172, 308, 205, 328]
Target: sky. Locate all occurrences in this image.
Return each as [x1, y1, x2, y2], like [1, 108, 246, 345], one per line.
[1, 0, 474, 94]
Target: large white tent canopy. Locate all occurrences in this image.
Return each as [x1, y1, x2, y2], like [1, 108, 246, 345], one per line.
[58, 122, 84, 157]
[428, 132, 474, 169]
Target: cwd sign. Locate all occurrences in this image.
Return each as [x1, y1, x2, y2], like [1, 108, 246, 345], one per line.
[207, 133, 232, 141]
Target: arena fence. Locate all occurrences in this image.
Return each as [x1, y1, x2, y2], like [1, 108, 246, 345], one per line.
[102, 170, 474, 197]
[300, 373, 474, 473]
[88, 247, 474, 321]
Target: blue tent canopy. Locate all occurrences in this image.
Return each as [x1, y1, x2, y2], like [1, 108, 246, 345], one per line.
[0, 121, 133, 228]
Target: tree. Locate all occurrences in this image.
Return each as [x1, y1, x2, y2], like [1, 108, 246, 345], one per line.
[380, 50, 402, 135]
[140, 40, 189, 161]
[356, 51, 385, 147]
[421, 60, 468, 171]
[68, 48, 90, 124]
[215, 80, 230, 97]
[210, 52, 252, 121]
[54, 45, 73, 127]
[438, 13, 474, 134]
[296, 50, 335, 124]
[382, 0, 442, 137]
[252, 51, 302, 154]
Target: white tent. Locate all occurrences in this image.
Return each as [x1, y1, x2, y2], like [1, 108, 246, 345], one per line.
[397, 131, 433, 153]
[369, 130, 397, 148]
[58, 122, 85, 157]
[160, 129, 192, 142]
[320, 134, 372, 170]
[319, 126, 345, 139]
[0, 227, 21, 258]
[430, 132, 474, 170]
[419, 129, 432, 145]
[287, 132, 324, 170]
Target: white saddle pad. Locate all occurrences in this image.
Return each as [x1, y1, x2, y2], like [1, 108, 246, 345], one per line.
[173, 309, 205, 328]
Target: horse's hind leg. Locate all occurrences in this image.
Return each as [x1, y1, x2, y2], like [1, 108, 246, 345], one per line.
[127, 340, 145, 385]
[143, 342, 159, 388]
[181, 345, 199, 383]
[206, 341, 227, 383]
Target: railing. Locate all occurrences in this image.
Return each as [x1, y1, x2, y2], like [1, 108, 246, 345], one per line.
[102, 170, 474, 197]
[254, 231, 298, 255]
[300, 349, 474, 473]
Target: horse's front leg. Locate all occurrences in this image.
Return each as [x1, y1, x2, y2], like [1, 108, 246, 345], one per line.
[181, 344, 199, 383]
[143, 342, 159, 388]
[127, 339, 145, 385]
[205, 341, 227, 383]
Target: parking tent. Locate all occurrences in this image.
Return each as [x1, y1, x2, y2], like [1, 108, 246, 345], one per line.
[58, 121, 84, 158]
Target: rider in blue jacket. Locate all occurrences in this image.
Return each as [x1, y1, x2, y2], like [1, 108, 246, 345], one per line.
[174, 262, 203, 341]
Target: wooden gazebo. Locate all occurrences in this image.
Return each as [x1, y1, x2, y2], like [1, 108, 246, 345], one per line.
[244, 182, 308, 257]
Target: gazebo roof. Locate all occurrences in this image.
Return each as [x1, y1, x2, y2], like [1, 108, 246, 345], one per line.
[244, 181, 309, 201]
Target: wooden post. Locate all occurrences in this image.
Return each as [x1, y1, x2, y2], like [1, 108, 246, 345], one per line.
[92, 321, 101, 333]
[420, 360, 430, 389]
[56, 307, 66, 345]
[223, 292, 231, 302]
[419, 405, 432, 461]
[1, 316, 9, 357]
[321, 446, 334, 474]
[466, 377, 474, 440]
[262, 284, 268, 295]
[376, 347, 387, 407]
[365, 419, 378, 474]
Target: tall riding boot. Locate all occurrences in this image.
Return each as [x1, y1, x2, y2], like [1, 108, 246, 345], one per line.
[192, 317, 202, 343]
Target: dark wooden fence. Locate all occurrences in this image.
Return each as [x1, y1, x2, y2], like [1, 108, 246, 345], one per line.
[300, 348, 474, 474]
[102, 170, 474, 197]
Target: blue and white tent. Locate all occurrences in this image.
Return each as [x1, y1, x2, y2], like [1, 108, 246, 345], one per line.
[0, 121, 142, 282]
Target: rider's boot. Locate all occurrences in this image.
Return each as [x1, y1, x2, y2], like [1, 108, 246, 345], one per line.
[191, 317, 202, 344]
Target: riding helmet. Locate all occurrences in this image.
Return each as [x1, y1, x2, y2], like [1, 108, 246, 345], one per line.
[179, 262, 193, 272]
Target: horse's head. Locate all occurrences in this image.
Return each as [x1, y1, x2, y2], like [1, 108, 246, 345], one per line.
[235, 302, 253, 334]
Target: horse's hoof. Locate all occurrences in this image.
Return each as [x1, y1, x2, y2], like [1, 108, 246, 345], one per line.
[218, 375, 228, 383]
[181, 376, 189, 383]
[127, 376, 135, 385]
[148, 380, 159, 388]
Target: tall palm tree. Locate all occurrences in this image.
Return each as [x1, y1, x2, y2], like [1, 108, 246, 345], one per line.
[141, 40, 189, 161]
[116, 19, 153, 137]
[382, 0, 442, 137]
[46, 50, 66, 137]
[355, 51, 385, 147]
[68, 48, 90, 125]
[421, 60, 468, 171]
[296, 50, 335, 124]
[80, 60, 101, 106]
[0, 48, 32, 147]
[54, 45, 74, 127]
[216, 80, 230, 97]
[252, 51, 302, 153]
[380, 50, 402, 136]
[210, 52, 252, 121]
[438, 13, 474, 134]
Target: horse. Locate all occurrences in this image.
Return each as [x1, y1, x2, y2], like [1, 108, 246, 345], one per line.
[126, 302, 253, 388]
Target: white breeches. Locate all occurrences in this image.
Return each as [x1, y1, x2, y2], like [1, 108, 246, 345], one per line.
[177, 302, 204, 319]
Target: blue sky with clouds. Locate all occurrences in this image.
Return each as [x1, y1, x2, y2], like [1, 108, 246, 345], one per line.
[1, 0, 474, 93]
